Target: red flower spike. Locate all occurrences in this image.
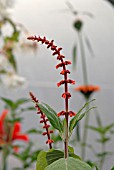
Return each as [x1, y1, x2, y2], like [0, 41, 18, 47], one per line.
[46, 139, 54, 144]
[40, 115, 46, 119]
[57, 80, 65, 87]
[57, 55, 65, 60]
[57, 111, 66, 117]
[45, 40, 49, 44]
[27, 36, 77, 151]
[47, 40, 54, 48]
[41, 37, 46, 44]
[49, 130, 54, 134]
[42, 130, 53, 136]
[29, 92, 54, 149]
[67, 79, 75, 85]
[42, 132, 48, 136]
[51, 45, 57, 51]
[43, 124, 50, 129]
[56, 62, 64, 69]
[68, 111, 76, 117]
[62, 92, 71, 99]
[37, 111, 41, 114]
[52, 47, 62, 56]
[45, 119, 48, 122]
[60, 70, 70, 75]
[40, 120, 45, 123]
[29, 92, 38, 103]
[56, 61, 71, 69]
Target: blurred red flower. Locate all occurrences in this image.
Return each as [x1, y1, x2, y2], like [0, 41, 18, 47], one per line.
[0, 110, 29, 147]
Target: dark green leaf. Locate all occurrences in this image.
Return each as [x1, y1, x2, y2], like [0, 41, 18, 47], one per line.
[86, 161, 99, 170]
[111, 166, 114, 170]
[38, 103, 63, 133]
[1, 97, 14, 107]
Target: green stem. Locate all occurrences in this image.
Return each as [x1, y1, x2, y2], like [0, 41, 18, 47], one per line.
[81, 97, 89, 160]
[2, 147, 8, 170]
[99, 136, 106, 170]
[78, 31, 89, 85]
[4, 17, 17, 33]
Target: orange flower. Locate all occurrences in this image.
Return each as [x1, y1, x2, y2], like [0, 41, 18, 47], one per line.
[75, 85, 100, 98]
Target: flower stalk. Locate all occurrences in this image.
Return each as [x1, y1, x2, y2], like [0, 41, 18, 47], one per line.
[28, 35, 75, 158]
[29, 92, 54, 149]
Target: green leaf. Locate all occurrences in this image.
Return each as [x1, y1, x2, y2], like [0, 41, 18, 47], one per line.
[26, 129, 42, 134]
[69, 99, 95, 135]
[15, 98, 30, 107]
[36, 150, 49, 170]
[38, 103, 63, 133]
[72, 45, 77, 70]
[87, 126, 104, 134]
[1, 97, 14, 107]
[36, 149, 81, 170]
[45, 157, 91, 170]
[88, 123, 114, 135]
[111, 166, 114, 170]
[86, 161, 99, 170]
[96, 137, 110, 143]
[96, 151, 113, 157]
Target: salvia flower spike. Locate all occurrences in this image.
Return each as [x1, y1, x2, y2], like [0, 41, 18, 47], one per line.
[27, 35, 75, 117]
[29, 92, 54, 149]
[28, 35, 76, 158]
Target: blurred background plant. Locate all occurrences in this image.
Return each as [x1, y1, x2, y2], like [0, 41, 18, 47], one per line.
[63, 1, 114, 169]
[0, 0, 38, 88]
[0, 97, 42, 170]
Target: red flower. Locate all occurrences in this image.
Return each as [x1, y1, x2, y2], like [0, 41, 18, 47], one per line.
[57, 111, 66, 117]
[68, 111, 76, 117]
[62, 92, 71, 99]
[0, 110, 8, 137]
[12, 123, 29, 142]
[0, 110, 29, 147]
[46, 139, 54, 144]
